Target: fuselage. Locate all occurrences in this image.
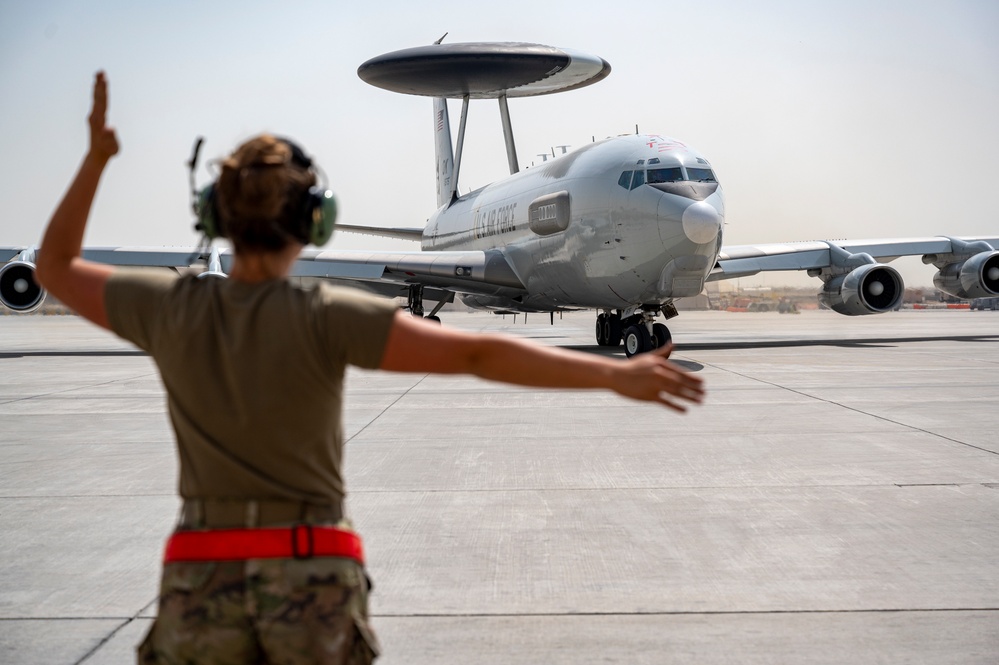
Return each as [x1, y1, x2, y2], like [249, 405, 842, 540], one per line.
[422, 134, 725, 311]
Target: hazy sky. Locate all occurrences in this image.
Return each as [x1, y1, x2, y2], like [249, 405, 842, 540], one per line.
[1, 0, 997, 287]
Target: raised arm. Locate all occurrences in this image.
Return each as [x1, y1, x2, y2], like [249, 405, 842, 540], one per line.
[35, 72, 120, 329]
[380, 312, 705, 412]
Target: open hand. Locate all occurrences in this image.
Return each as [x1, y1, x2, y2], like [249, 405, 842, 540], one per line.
[88, 71, 119, 162]
[614, 344, 706, 412]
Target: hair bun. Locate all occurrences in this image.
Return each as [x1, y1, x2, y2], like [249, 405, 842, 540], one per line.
[214, 134, 318, 252]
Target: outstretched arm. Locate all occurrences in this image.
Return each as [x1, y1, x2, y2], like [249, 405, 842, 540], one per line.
[35, 72, 120, 329]
[380, 312, 705, 412]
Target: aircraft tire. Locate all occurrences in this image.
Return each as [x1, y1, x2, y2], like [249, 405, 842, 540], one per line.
[652, 323, 671, 351]
[606, 316, 622, 347]
[595, 315, 607, 345]
[623, 325, 651, 358]
[426, 315, 442, 325]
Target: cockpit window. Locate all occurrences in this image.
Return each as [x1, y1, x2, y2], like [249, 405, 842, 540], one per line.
[686, 167, 717, 182]
[630, 170, 645, 190]
[647, 167, 684, 184]
[618, 171, 633, 189]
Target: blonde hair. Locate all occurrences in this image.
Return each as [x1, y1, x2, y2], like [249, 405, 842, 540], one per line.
[215, 135, 317, 252]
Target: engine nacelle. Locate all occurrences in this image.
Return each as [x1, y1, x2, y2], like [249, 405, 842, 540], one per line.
[932, 250, 999, 300]
[457, 293, 525, 312]
[0, 260, 45, 313]
[818, 264, 903, 315]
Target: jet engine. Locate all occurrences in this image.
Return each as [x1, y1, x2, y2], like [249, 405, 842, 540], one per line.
[0, 257, 45, 313]
[458, 293, 522, 311]
[818, 264, 903, 315]
[931, 250, 999, 300]
[457, 293, 550, 313]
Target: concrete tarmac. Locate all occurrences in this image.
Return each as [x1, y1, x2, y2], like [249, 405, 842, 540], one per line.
[1, 309, 997, 663]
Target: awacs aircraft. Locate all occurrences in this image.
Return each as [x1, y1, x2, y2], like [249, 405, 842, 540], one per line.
[3, 42, 999, 356]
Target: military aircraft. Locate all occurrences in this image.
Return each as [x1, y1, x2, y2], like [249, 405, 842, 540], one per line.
[3, 42, 998, 356]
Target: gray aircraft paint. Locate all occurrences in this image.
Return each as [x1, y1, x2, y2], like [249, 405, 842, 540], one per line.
[423, 133, 723, 310]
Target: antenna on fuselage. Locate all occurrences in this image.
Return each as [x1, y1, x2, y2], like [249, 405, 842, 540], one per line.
[434, 32, 448, 45]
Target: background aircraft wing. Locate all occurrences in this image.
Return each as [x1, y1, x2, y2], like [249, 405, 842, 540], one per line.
[709, 236, 999, 281]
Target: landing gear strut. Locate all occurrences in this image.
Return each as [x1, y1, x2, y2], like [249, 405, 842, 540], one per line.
[407, 284, 444, 324]
[407, 284, 425, 317]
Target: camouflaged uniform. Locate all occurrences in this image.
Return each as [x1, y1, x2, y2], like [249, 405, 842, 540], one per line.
[139, 557, 377, 664]
[106, 270, 397, 664]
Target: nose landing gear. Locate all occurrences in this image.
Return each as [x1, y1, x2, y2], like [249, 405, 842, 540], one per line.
[596, 305, 675, 357]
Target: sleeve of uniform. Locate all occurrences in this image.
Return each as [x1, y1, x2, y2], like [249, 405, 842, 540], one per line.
[315, 285, 398, 370]
[104, 269, 179, 353]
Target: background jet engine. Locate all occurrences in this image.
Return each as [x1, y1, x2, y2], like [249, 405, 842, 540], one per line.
[931, 250, 999, 300]
[818, 264, 903, 315]
[0, 259, 45, 313]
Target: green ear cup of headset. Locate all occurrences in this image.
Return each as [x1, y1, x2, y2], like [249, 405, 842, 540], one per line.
[310, 188, 338, 246]
[195, 184, 221, 239]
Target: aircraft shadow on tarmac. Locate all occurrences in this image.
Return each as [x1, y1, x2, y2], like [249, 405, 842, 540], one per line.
[0, 350, 148, 359]
[567, 333, 999, 357]
[2, 334, 996, 365]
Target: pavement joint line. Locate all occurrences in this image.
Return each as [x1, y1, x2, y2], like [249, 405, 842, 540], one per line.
[4, 606, 998, 622]
[0, 493, 175, 499]
[6, 483, 998, 501]
[346, 482, 999, 494]
[72, 602, 156, 665]
[690, 357, 999, 458]
[345, 373, 433, 445]
[368, 607, 999, 618]
[0, 372, 158, 407]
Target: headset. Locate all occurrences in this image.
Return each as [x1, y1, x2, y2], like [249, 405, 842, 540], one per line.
[189, 137, 338, 247]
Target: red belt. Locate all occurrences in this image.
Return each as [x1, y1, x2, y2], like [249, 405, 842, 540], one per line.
[163, 525, 364, 564]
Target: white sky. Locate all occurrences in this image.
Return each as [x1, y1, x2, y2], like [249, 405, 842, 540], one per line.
[1, 0, 997, 287]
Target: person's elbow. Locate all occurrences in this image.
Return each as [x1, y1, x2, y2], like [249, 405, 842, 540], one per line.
[33, 253, 54, 291]
[33, 250, 66, 292]
[34, 251, 82, 298]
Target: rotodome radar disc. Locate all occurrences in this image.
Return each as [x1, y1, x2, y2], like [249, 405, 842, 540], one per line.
[358, 42, 611, 99]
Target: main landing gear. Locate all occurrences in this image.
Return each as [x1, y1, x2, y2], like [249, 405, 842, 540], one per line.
[407, 284, 444, 324]
[596, 304, 677, 358]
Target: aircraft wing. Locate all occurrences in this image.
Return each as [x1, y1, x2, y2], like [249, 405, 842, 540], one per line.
[1, 246, 211, 268]
[0, 247, 525, 296]
[709, 236, 999, 281]
[1, 244, 527, 307]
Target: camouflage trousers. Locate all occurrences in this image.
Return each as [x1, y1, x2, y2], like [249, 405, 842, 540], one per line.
[138, 556, 379, 665]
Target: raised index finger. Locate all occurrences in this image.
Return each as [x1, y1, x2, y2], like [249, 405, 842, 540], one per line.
[90, 71, 107, 127]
